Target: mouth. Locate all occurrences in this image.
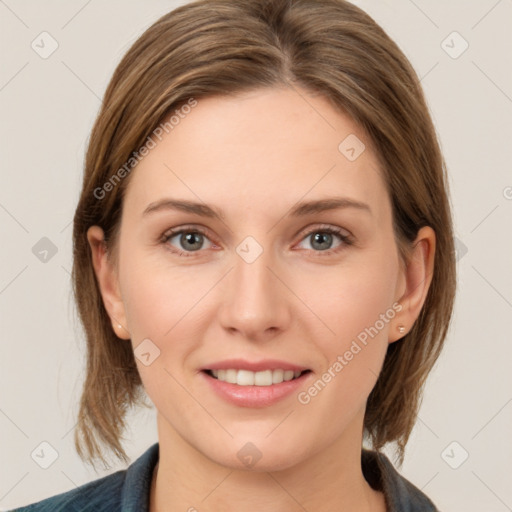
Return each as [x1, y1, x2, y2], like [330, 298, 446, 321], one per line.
[203, 368, 312, 386]
[200, 363, 313, 407]
[200, 359, 313, 407]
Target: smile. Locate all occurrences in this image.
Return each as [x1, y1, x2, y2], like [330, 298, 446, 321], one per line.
[201, 366, 313, 407]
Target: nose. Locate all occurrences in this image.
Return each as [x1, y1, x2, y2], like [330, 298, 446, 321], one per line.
[218, 244, 292, 342]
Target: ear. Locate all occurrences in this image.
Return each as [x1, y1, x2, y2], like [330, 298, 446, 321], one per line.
[87, 225, 130, 340]
[390, 226, 436, 343]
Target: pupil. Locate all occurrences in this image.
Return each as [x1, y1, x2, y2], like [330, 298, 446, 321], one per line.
[312, 232, 332, 251]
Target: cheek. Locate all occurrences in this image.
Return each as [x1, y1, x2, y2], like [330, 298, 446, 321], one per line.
[304, 254, 398, 345]
[120, 258, 206, 414]
[120, 254, 214, 397]
[121, 249, 211, 341]
[295, 252, 398, 399]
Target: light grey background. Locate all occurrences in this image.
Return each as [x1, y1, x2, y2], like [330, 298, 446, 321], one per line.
[1, 1, 511, 510]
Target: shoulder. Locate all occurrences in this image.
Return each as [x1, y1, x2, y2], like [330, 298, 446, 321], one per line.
[10, 443, 159, 512]
[9, 471, 126, 512]
[362, 449, 439, 512]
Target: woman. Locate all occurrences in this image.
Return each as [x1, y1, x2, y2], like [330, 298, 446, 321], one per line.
[13, 0, 456, 510]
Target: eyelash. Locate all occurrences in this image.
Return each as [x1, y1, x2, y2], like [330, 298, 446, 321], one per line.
[160, 224, 353, 258]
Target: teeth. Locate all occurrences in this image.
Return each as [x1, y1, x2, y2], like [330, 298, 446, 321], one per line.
[237, 370, 255, 386]
[272, 369, 284, 384]
[254, 369, 272, 386]
[284, 370, 294, 381]
[209, 369, 304, 386]
[225, 369, 237, 384]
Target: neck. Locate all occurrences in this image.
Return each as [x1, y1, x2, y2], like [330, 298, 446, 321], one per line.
[149, 414, 386, 512]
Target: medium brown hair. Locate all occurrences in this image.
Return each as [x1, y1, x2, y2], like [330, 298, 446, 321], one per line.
[72, 0, 456, 468]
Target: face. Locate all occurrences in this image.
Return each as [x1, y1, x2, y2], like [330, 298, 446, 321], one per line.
[92, 87, 414, 471]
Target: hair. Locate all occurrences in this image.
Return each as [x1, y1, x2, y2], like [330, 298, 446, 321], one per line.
[72, 0, 456, 468]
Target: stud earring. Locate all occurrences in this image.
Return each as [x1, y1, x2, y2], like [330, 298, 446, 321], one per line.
[398, 325, 406, 334]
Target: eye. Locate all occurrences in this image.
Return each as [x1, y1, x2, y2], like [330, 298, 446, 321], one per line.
[161, 226, 216, 257]
[161, 224, 353, 258]
[296, 225, 353, 255]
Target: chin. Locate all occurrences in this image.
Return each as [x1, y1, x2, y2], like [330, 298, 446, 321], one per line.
[201, 435, 311, 473]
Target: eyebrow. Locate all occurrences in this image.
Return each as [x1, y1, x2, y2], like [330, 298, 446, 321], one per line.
[142, 196, 372, 220]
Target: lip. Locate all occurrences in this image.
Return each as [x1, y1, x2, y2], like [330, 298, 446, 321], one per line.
[200, 359, 312, 408]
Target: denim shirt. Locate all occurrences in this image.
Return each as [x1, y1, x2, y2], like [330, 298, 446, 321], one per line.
[10, 443, 438, 511]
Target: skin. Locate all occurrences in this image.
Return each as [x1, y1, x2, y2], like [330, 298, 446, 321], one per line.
[88, 87, 435, 512]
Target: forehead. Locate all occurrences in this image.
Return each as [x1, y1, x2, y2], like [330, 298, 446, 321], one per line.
[124, 87, 389, 223]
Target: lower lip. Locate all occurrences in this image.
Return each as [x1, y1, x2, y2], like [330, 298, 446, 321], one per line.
[201, 371, 311, 408]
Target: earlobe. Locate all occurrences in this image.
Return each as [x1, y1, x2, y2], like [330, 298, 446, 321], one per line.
[86, 226, 130, 340]
[390, 226, 436, 344]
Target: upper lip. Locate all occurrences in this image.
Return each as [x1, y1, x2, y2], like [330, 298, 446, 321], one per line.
[203, 359, 310, 372]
